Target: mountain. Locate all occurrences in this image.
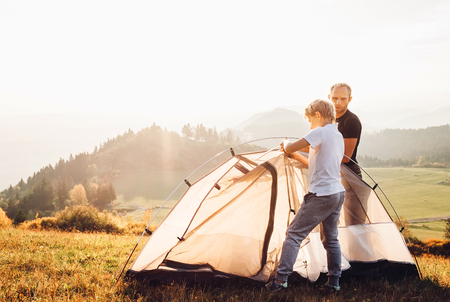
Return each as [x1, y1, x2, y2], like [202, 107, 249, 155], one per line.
[232, 108, 311, 148]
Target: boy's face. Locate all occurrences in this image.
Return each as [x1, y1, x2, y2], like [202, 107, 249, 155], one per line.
[328, 86, 352, 118]
[307, 112, 322, 129]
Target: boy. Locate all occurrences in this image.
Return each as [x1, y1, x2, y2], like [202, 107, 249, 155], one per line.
[267, 99, 346, 292]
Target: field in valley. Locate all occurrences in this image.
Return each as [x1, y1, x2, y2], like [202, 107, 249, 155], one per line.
[365, 167, 450, 240]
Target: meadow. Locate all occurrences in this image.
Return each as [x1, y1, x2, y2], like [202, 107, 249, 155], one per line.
[1, 228, 449, 301]
[365, 167, 450, 240]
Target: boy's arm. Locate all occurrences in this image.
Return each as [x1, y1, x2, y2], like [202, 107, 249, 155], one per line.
[282, 138, 310, 153]
[286, 152, 309, 167]
[280, 138, 310, 167]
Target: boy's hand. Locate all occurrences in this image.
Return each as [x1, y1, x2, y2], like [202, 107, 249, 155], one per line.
[280, 140, 290, 153]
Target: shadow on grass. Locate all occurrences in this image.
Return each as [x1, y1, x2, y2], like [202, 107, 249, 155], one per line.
[117, 272, 450, 302]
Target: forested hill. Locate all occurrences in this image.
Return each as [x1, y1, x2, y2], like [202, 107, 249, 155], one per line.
[359, 124, 450, 166]
[0, 123, 261, 221]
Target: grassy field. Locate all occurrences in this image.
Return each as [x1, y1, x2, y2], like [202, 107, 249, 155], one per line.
[112, 166, 216, 223]
[1, 228, 449, 301]
[409, 220, 447, 240]
[364, 167, 450, 219]
[365, 167, 450, 240]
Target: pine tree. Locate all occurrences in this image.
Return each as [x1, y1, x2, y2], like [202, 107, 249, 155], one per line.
[56, 180, 70, 210]
[445, 219, 450, 240]
[181, 124, 194, 139]
[92, 183, 116, 210]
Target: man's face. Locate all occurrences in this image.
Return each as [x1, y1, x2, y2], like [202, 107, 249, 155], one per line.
[328, 86, 352, 118]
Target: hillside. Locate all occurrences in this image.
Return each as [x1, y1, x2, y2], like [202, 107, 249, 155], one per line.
[0, 124, 262, 221]
[235, 109, 450, 166]
[358, 125, 450, 166]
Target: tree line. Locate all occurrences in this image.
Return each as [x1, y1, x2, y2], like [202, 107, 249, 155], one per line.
[0, 123, 255, 224]
[358, 124, 450, 167]
[181, 123, 239, 144]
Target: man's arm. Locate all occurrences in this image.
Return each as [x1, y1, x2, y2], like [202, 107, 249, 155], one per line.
[342, 138, 358, 163]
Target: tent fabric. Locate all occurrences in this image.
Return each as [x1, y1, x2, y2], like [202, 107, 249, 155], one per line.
[127, 149, 418, 282]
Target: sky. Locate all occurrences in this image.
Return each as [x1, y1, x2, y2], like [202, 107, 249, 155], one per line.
[1, 0, 450, 189]
[1, 0, 450, 118]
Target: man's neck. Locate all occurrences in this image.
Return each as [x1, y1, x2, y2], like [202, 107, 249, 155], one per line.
[336, 109, 348, 119]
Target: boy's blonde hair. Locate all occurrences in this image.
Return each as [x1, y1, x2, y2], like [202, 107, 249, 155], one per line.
[304, 99, 336, 123]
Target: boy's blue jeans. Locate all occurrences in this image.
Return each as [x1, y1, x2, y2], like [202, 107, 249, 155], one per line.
[275, 191, 346, 284]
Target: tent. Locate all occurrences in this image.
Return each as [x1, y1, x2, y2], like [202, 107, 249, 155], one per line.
[125, 142, 419, 283]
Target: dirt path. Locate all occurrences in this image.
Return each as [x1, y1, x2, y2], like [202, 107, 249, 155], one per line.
[408, 216, 450, 223]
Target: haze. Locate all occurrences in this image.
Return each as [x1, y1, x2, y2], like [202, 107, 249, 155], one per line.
[1, 0, 450, 189]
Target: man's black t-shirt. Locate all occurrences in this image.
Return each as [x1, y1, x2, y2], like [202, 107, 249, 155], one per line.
[336, 109, 362, 175]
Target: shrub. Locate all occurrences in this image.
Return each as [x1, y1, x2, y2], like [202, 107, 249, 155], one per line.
[56, 205, 123, 234]
[20, 217, 58, 231]
[12, 205, 157, 235]
[445, 218, 450, 240]
[13, 209, 27, 225]
[40, 217, 58, 229]
[20, 219, 41, 230]
[127, 220, 157, 235]
[424, 239, 450, 257]
[0, 208, 12, 228]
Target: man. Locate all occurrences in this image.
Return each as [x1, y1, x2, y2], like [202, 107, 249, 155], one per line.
[328, 83, 362, 177]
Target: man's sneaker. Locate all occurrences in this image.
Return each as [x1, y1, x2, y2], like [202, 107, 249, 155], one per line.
[265, 279, 288, 291]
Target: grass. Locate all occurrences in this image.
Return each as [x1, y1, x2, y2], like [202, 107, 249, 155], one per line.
[365, 167, 450, 220]
[364, 167, 450, 240]
[111, 196, 178, 224]
[112, 166, 215, 222]
[409, 220, 447, 240]
[1, 227, 449, 301]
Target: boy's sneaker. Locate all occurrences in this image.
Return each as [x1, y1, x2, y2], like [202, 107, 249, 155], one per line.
[323, 283, 340, 293]
[265, 279, 288, 291]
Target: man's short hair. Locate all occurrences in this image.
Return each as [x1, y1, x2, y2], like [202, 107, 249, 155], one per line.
[330, 82, 352, 97]
[305, 99, 337, 123]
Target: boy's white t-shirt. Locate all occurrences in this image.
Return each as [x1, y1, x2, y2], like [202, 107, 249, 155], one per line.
[303, 123, 345, 196]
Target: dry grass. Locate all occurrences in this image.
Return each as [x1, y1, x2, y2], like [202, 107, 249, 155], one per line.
[1, 227, 449, 301]
[0, 208, 12, 228]
[0, 228, 141, 301]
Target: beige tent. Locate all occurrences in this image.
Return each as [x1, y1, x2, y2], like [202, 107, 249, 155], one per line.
[126, 146, 419, 282]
